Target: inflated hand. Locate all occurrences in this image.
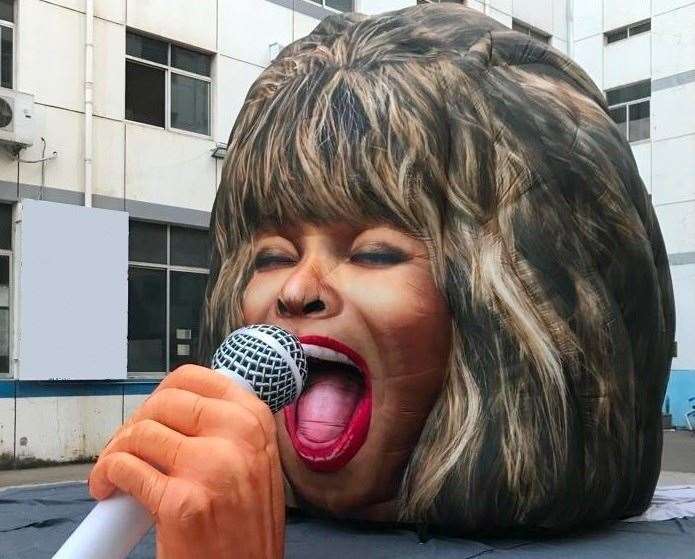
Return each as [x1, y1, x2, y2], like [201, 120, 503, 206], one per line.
[89, 365, 285, 559]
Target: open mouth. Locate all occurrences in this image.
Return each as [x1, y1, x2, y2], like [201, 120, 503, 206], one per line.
[284, 335, 372, 472]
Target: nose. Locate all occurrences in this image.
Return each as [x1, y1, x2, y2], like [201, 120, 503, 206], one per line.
[275, 260, 340, 319]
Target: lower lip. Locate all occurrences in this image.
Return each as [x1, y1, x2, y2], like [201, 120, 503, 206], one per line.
[284, 335, 372, 473]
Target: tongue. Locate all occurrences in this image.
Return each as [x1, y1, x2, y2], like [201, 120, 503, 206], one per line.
[296, 371, 362, 444]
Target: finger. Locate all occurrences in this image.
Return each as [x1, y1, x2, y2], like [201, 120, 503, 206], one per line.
[267, 438, 286, 557]
[101, 419, 185, 475]
[161, 364, 277, 440]
[129, 388, 270, 449]
[89, 451, 168, 516]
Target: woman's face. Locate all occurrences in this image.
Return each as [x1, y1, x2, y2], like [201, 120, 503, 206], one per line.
[242, 221, 451, 517]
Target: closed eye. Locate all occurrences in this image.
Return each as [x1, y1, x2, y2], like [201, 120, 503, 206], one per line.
[253, 251, 297, 271]
[350, 247, 409, 267]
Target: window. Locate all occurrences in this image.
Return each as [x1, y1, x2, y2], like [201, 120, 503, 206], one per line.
[0, 0, 14, 89]
[606, 80, 651, 142]
[512, 19, 551, 44]
[308, 0, 354, 11]
[0, 204, 12, 377]
[605, 19, 651, 44]
[126, 31, 212, 136]
[417, 0, 465, 4]
[128, 221, 210, 376]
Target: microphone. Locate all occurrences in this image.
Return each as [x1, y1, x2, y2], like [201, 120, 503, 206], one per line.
[53, 324, 307, 559]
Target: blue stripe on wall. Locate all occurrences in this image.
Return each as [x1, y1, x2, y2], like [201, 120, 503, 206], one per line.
[124, 382, 160, 396]
[0, 380, 160, 398]
[664, 370, 695, 428]
[0, 381, 15, 399]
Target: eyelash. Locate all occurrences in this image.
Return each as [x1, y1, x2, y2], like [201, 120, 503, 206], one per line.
[253, 248, 408, 271]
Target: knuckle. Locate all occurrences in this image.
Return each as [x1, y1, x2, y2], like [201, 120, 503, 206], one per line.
[177, 490, 212, 524]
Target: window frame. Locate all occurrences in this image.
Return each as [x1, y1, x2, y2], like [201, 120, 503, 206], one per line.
[0, 0, 15, 90]
[306, 0, 354, 13]
[128, 224, 209, 379]
[125, 31, 213, 140]
[606, 82, 651, 144]
[605, 19, 651, 45]
[0, 250, 12, 379]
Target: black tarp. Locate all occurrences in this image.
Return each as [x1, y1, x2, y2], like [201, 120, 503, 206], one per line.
[1, 483, 694, 558]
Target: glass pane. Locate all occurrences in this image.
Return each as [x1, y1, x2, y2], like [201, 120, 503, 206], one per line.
[606, 28, 628, 44]
[606, 80, 651, 106]
[129, 221, 167, 264]
[1, 26, 12, 89]
[629, 101, 650, 142]
[629, 20, 651, 36]
[326, 0, 353, 11]
[128, 266, 167, 373]
[170, 226, 210, 268]
[609, 105, 627, 139]
[0, 0, 13, 22]
[0, 255, 9, 374]
[0, 203, 11, 250]
[169, 271, 208, 371]
[126, 31, 168, 65]
[171, 45, 211, 77]
[126, 60, 165, 127]
[171, 73, 209, 135]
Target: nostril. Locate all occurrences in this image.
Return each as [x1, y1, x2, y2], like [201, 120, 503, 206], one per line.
[277, 299, 289, 315]
[303, 299, 325, 314]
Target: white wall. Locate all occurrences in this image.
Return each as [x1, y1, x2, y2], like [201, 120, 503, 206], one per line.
[15, 395, 121, 462]
[671, 264, 695, 371]
[355, 0, 413, 14]
[652, 135, 695, 205]
[294, 11, 321, 40]
[0, 396, 13, 462]
[124, 123, 217, 212]
[603, 0, 650, 32]
[573, 0, 603, 40]
[18, 0, 84, 113]
[651, 82, 695, 141]
[219, 0, 292, 68]
[573, 35, 604, 89]
[604, 32, 650, 89]
[630, 141, 651, 192]
[656, 201, 695, 255]
[93, 17, 125, 121]
[513, 0, 553, 34]
[214, 57, 264, 146]
[126, 0, 217, 51]
[652, 3, 695, 80]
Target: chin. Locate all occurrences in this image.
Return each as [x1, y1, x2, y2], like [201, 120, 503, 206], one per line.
[277, 418, 403, 516]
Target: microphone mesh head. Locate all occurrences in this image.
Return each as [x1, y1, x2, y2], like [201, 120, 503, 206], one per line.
[211, 324, 307, 413]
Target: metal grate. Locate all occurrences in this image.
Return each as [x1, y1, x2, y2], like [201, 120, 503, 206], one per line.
[211, 324, 307, 413]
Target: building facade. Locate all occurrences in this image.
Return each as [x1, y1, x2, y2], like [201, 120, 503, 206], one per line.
[0, 0, 692, 467]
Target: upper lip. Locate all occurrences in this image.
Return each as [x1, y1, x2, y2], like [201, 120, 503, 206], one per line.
[297, 335, 370, 380]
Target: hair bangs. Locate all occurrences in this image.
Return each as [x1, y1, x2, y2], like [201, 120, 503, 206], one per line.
[220, 62, 449, 245]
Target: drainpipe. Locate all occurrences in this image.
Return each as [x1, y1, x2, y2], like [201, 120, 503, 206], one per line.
[567, 0, 574, 59]
[84, 0, 94, 207]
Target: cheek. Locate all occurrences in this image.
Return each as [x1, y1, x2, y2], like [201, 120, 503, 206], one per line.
[352, 267, 451, 401]
[357, 269, 450, 357]
[241, 276, 279, 323]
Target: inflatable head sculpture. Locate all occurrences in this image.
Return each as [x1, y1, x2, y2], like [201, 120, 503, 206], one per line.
[200, 4, 675, 534]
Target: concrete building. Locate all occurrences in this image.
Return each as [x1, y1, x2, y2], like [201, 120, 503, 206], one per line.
[0, 0, 692, 466]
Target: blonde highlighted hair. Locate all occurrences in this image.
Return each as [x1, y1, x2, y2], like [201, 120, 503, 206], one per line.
[199, 4, 675, 533]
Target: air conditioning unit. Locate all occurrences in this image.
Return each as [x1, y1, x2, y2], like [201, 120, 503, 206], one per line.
[0, 88, 35, 148]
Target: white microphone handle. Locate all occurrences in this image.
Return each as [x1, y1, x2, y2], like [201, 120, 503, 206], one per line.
[52, 371, 253, 559]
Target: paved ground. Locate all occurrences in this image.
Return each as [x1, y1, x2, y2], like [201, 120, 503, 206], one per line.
[1, 430, 694, 490]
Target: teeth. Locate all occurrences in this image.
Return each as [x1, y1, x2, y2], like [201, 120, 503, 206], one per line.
[301, 344, 359, 370]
